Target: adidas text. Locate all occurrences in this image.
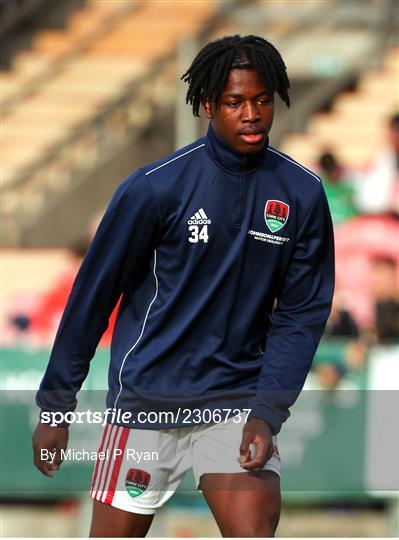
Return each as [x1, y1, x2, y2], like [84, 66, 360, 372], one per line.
[187, 218, 211, 225]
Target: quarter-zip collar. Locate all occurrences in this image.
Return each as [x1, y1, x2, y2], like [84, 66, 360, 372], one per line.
[205, 123, 267, 175]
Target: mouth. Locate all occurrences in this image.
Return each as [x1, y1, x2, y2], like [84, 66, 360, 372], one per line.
[238, 131, 265, 145]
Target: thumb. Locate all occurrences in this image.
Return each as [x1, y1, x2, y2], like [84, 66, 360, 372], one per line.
[238, 429, 252, 463]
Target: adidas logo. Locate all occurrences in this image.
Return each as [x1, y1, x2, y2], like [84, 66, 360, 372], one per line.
[187, 208, 212, 225]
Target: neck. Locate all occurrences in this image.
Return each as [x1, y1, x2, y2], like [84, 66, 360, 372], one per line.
[205, 123, 267, 174]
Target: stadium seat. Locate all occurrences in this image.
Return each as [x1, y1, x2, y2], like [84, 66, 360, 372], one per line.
[2, 0, 217, 193]
[281, 47, 399, 170]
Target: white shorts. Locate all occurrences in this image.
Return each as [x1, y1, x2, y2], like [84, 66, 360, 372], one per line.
[89, 416, 281, 515]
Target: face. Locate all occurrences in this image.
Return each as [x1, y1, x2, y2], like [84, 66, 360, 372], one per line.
[203, 69, 274, 154]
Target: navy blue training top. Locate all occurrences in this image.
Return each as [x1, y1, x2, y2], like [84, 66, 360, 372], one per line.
[36, 124, 334, 434]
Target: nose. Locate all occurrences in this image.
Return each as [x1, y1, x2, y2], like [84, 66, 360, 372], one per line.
[242, 101, 260, 122]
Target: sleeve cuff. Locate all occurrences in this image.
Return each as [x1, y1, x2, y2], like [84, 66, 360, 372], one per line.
[247, 403, 288, 435]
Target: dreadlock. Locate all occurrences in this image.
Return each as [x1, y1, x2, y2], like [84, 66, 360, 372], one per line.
[181, 35, 290, 117]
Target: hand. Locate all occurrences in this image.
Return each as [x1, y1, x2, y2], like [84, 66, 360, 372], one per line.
[32, 422, 69, 477]
[238, 417, 273, 471]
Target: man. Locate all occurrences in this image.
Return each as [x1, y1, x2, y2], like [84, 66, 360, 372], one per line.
[33, 35, 334, 537]
[355, 112, 399, 215]
[317, 151, 357, 226]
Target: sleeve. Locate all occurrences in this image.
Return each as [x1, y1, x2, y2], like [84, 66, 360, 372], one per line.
[35, 171, 162, 414]
[248, 186, 335, 433]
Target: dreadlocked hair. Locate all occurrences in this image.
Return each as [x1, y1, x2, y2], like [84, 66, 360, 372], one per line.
[181, 34, 290, 117]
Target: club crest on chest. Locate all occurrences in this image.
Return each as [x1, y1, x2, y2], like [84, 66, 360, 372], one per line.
[264, 200, 289, 233]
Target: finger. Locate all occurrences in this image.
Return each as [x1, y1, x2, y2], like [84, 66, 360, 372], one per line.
[52, 446, 64, 470]
[46, 460, 59, 473]
[237, 450, 251, 464]
[35, 453, 55, 477]
[43, 464, 56, 476]
[38, 454, 56, 476]
[45, 448, 61, 473]
[240, 459, 264, 471]
[239, 443, 267, 470]
[239, 454, 267, 470]
[33, 445, 56, 477]
[239, 429, 253, 457]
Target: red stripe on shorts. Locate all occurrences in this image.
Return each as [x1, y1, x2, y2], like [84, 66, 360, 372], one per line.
[98, 425, 120, 500]
[104, 427, 130, 505]
[93, 424, 115, 499]
[90, 424, 110, 496]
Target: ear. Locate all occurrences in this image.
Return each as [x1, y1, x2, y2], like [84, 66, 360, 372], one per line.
[202, 99, 213, 120]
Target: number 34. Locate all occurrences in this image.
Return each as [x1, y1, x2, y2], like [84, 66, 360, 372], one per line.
[188, 225, 209, 243]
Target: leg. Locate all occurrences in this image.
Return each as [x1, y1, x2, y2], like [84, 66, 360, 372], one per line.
[200, 471, 281, 537]
[89, 499, 154, 537]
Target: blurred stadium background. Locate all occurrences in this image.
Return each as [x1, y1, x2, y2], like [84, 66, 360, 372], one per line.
[1, 0, 398, 537]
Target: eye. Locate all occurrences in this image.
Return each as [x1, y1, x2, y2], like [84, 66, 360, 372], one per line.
[258, 98, 272, 105]
[226, 101, 240, 108]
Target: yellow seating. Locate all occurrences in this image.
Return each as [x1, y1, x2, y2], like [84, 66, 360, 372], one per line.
[281, 47, 399, 170]
[2, 0, 217, 188]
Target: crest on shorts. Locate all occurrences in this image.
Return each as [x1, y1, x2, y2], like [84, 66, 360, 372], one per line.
[125, 468, 151, 498]
[264, 200, 289, 233]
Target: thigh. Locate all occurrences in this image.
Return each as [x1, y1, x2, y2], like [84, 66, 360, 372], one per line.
[200, 470, 281, 537]
[90, 498, 153, 537]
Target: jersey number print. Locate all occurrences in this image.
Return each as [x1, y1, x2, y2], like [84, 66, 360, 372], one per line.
[188, 225, 209, 243]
